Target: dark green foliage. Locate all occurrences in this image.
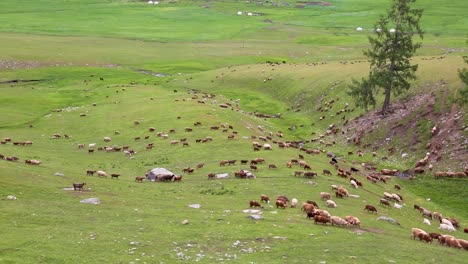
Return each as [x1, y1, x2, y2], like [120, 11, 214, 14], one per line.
[348, 0, 423, 115]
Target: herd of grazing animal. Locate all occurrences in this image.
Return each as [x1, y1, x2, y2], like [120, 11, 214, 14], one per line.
[1, 89, 467, 253]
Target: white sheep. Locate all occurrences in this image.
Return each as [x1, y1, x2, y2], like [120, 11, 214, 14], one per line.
[394, 203, 403, 209]
[441, 219, 454, 228]
[290, 198, 298, 208]
[356, 27, 363, 32]
[439, 223, 456, 232]
[88, 143, 96, 148]
[423, 218, 431, 225]
[326, 199, 337, 208]
[350, 180, 358, 189]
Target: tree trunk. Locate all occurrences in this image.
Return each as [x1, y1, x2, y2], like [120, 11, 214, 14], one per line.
[381, 86, 392, 115]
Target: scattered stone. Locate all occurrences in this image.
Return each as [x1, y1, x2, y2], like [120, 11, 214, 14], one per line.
[6, 195, 17, 200]
[80, 198, 100, 205]
[54, 172, 64, 176]
[248, 215, 263, 220]
[242, 209, 262, 214]
[348, 194, 360, 198]
[273, 236, 286, 240]
[181, 219, 189, 225]
[188, 204, 201, 209]
[377, 216, 400, 225]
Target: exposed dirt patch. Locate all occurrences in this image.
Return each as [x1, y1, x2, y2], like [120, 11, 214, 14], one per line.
[353, 227, 385, 234]
[343, 80, 467, 171]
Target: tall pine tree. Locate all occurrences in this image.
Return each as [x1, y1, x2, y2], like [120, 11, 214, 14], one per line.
[349, 0, 423, 115]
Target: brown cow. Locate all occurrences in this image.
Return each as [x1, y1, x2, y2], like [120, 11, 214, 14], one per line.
[380, 198, 391, 207]
[111, 173, 120, 179]
[364, 205, 378, 214]
[260, 195, 270, 203]
[207, 173, 216, 179]
[301, 203, 315, 213]
[73, 182, 86, 191]
[314, 215, 331, 225]
[86, 170, 96, 176]
[323, 169, 332, 176]
[250, 200, 262, 208]
[135, 176, 145, 182]
[173, 175, 183, 182]
[276, 199, 286, 209]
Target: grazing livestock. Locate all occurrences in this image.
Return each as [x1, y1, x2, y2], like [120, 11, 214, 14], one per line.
[111, 173, 120, 179]
[446, 237, 463, 249]
[276, 195, 290, 204]
[276, 199, 286, 209]
[323, 169, 332, 176]
[249, 200, 262, 208]
[135, 176, 145, 182]
[380, 198, 391, 207]
[25, 159, 41, 165]
[314, 215, 331, 225]
[290, 198, 298, 208]
[97, 170, 108, 177]
[421, 209, 433, 219]
[250, 165, 258, 171]
[315, 209, 331, 217]
[335, 191, 344, 199]
[464, 228, 468, 233]
[438, 235, 455, 245]
[304, 172, 317, 178]
[433, 212, 443, 221]
[429, 233, 441, 240]
[440, 218, 454, 228]
[260, 195, 270, 203]
[268, 164, 277, 169]
[394, 203, 403, 209]
[326, 200, 337, 208]
[364, 205, 378, 214]
[294, 171, 304, 177]
[301, 203, 315, 213]
[458, 239, 468, 250]
[207, 173, 216, 179]
[306, 200, 319, 208]
[331, 216, 349, 227]
[86, 170, 96, 176]
[73, 182, 86, 191]
[448, 218, 460, 229]
[350, 179, 358, 189]
[394, 184, 401, 190]
[173, 175, 183, 182]
[439, 224, 456, 232]
[320, 192, 331, 200]
[337, 187, 349, 197]
[103, 137, 112, 142]
[345, 216, 361, 227]
[411, 228, 431, 243]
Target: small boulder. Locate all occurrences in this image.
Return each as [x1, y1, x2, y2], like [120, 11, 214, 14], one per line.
[188, 204, 201, 209]
[181, 219, 189, 225]
[80, 198, 100, 205]
[248, 214, 263, 220]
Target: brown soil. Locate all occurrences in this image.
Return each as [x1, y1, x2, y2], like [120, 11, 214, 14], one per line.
[342, 81, 467, 172]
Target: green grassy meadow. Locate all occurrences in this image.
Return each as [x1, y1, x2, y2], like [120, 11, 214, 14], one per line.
[0, 0, 467, 263]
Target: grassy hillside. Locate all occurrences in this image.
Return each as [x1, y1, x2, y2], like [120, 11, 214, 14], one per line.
[0, 0, 467, 263]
